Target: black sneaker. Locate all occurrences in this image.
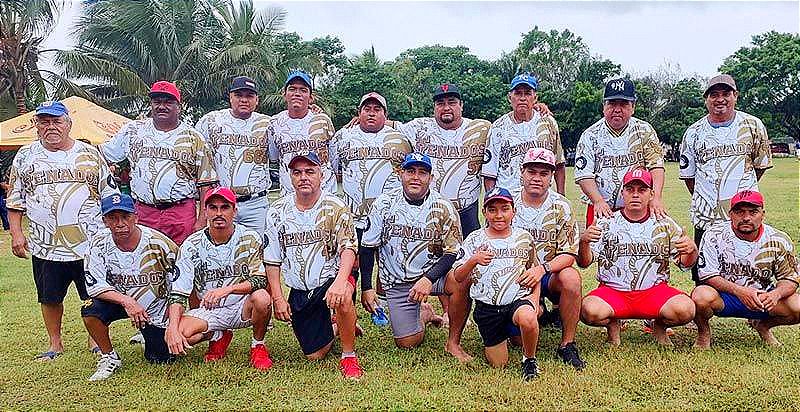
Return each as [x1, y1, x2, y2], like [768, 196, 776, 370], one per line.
[556, 342, 586, 371]
[521, 358, 540, 381]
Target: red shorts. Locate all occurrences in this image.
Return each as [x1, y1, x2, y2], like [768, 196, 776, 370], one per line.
[587, 283, 685, 319]
[135, 199, 197, 245]
[586, 204, 594, 227]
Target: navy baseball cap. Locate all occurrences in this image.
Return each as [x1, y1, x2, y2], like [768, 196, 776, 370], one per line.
[432, 83, 461, 101]
[401, 152, 432, 171]
[35, 101, 69, 117]
[101, 193, 136, 215]
[510, 73, 538, 91]
[484, 187, 514, 207]
[230, 76, 258, 94]
[285, 70, 313, 90]
[603, 78, 637, 101]
[288, 151, 322, 169]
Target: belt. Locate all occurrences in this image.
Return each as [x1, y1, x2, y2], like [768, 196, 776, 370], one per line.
[236, 190, 268, 203]
[138, 198, 190, 210]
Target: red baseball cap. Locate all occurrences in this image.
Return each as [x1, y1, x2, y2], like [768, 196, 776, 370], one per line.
[149, 81, 181, 102]
[729, 190, 764, 210]
[204, 187, 237, 205]
[622, 168, 652, 188]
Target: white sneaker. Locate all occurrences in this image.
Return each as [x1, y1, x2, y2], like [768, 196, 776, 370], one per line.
[89, 352, 122, 381]
[129, 332, 145, 345]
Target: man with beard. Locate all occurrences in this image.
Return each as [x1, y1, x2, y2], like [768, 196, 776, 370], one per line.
[691, 190, 799, 348]
[102, 81, 218, 245]
[196, 76, 271, 233]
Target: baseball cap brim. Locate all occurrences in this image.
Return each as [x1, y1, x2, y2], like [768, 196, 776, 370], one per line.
[285, 73, 312, 89]
[230, 85, 258, 93]
[484, 195, 514, 207]
[288, 153, 321, 168]
[521, 159, 556, 170]
[35, 108, 68, 117]
[102, 204, 136, 215]
[148, 91, 179, 101]
[623, 177, 652, 188]
[401, 160, 432, 171]
[604, 94, 636, 101]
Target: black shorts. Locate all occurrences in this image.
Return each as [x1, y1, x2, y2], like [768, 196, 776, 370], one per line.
[81, 298, 173, 363]
[288, 278, 335, 355]
[473, 299, 535, 347]
[459, 200, 481, 238]
[32, 256, 88, 304]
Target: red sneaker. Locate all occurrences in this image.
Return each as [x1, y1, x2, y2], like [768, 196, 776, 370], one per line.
[204, 330, 233, 362]
[339, 356, 363, 380]
[249, 344, 273, 370]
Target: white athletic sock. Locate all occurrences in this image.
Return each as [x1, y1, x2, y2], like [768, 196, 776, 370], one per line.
[210, 331, 223, 342]
[341, 351, 356, 359]
[251, 338, 264, 348]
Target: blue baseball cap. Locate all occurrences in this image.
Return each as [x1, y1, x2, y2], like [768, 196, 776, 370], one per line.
[401, 152, 432, 171]
[483, 187, 514, 207]
[510, 74, 538, 91]
[101, 193, 136, 215]
[285, 70, 313, 90]
[288, 151, 322, 169]
[35, 101, 69, 117]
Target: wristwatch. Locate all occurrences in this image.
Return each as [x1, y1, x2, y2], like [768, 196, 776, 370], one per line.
[542, 262, 552, 277]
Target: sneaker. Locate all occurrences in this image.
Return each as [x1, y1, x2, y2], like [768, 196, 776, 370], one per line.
[129, 332, 145, 345]
[556, 342, 586, 371]
[204, 330, 233, 362]
[339, 356, 364, 380]
[249, 344, 273, 370]
[521, 358, 540, 381]
[89, 352, 122, 381]
[641, 320, 674, 336]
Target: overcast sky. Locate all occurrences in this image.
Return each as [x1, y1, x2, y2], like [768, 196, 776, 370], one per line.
[45, 1, 798, 79]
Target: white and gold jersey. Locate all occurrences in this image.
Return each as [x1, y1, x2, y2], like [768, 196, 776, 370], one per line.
[263, 193, 357, 291]
[7, 140, 119, 261]
[195, 109, 271, 197]
[362, 188, 462, 288]
[329, 125, 413, 229]
[574, 117, 664, 208]
[267, 111, 336, 195]
[84, 225, 177, 327]
[698, 222, 798, 291]
[590, 212, 686, 291]
[397, 117, 490, 210]
[512, 191, 579, 263]
[679, 111, 772, 230]
[454, 228, 537, 306]
[173, 224, 265, 308]
[482, 112, 564, 194]
[101, 120, 218, 204]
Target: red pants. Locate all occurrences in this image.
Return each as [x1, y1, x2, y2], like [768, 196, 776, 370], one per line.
[135, 199, 197, 245]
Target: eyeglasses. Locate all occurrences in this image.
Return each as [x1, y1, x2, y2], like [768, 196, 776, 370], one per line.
[35, 118, 68, 127]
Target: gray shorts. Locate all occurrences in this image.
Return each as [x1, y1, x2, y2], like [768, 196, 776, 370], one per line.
[185, 298, 251, 332]
[385, 277, 448, 339]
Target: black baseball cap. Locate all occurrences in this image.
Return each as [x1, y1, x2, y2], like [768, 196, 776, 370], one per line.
[230, 76, 258, 94]
[603, 78, 636, 102]
[433, 83, 461, 101]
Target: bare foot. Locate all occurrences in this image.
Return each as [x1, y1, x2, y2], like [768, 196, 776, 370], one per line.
[694, 333, 711, 350]
[606, 320, 621, 346]
[421, 303, 444, 328]
[653, 322, 674, 346]
[752, 320, 782, 346]
[445, 341, 473, 363]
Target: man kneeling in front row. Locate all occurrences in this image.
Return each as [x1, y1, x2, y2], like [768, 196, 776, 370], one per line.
[81, 194, 178, 381]
[692, 190, 800, 348]
[165, 187, 274, 370]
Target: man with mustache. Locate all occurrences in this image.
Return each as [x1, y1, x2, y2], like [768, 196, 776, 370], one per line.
[574, 78, 666, 227]
[691, 190, 799, 348]
[195, 76, 271, 233]
[80, 193, 178, 380]
[679, 75, 772, 283]
[101, 81, 218, 246]
[165, 187, 274, 370]
[264, 152, 363, 379]
[483, 74, 566, 195]
[7, 101, 119, 361]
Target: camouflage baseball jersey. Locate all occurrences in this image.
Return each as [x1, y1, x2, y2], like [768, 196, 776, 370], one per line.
[84, 225, 178, 327]
[362, 188, 462, 288]
[172, 224, 266, 308]
[482, 112, 564, 194]
[454, 228, 537, 306]
[195, 109, 271, 197]
[511, 191, 579, 263]
[263, 193, 357, 291]
[697, 222, 798, 291]
[574, 117, 664, 208]
[101, 120, 218, 204]
[7, 140, 119, 261]
[397, 117, 491, 210]
[590, 212, 687, 291]
[329, 125, 413, 229]
[679, 111, 772, 230]
[267, 111, 336, 195]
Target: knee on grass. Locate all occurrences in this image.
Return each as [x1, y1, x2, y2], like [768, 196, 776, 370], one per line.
[394, 332, 424, 349]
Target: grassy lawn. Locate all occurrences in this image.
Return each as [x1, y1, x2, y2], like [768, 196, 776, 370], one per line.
[0, 159, 798, 410]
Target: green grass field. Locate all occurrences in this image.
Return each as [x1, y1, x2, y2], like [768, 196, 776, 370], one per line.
[0, 159, 798, 410]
